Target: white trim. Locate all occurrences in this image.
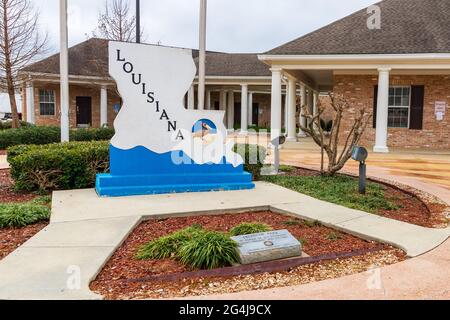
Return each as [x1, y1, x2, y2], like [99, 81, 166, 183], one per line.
[264, 64, 450, 70]
[259, 53, 450, 61]
[20, 71, 113, 82]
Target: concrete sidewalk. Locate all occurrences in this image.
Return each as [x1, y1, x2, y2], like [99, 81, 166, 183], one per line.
[0, 182, 448, 300]
[0, 155, 8, 169]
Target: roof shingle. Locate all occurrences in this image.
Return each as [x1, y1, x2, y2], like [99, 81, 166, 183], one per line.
[266, 0, 450, 55]
[21, 38, 270, 78]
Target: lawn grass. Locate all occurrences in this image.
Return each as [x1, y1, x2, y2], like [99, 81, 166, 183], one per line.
[262, 174, 400, 214]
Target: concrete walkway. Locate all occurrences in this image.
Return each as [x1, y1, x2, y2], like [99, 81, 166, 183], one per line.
[0, 155, 8, 169]
[0, 182, 448, 300]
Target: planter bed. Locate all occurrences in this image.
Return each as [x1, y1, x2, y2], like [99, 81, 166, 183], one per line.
[0, 169, 38, 203]
[0, 168, 49, 261]
[90, 211, 405, 300]
[265, 167, 448, 229]
[0, 222, 47, 261]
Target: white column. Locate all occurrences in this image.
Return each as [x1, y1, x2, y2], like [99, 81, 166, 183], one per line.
[298, 83, 307, 137]
[374, 68, 391, 153]
[26, 83, 35, 124]
[313, 91, 319, 131]
[270, 68, 282, 142]
[205, 89, 211, 110]
[197, 0, 207, 110]
[240, 84, 248, 135]
[60, 0, 70, 142]
[247, 92, 253, 126]
[227, 90, 234, 131]
[219, 90, 226, 111]
[100, 86, 108, 127]
[313, 91, 319, 116]
[284, 83, 289, 132]
[188, 85, 195, 110]
[287, 78, 297, 141]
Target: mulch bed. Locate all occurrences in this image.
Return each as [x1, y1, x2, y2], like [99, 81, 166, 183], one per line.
[0, 168, 46, 261]
[285, 167, 448, 228]
[0, 169, 38, 203]
[0, 222, 48, 261]
[91, 211, 406, 300]
[0, 150, 6, 156]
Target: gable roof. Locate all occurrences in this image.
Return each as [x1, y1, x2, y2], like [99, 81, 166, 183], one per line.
[265, 0, 450, 55]
[21, 38, 270, 79]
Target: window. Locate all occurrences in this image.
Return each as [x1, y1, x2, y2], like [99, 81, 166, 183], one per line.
[39, 90, 56, 116]
[388, 87, 410, 128]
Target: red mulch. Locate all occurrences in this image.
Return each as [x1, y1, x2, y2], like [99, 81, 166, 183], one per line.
[0, 222, 48, 261]
[91, 211, 389, 295]
[0, 150, 6, 156]
[0, 169, 38, 203]
[286, 167, 447, 228]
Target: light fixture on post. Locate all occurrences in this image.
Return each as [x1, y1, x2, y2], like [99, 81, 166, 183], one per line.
[352, 146, 369, 194]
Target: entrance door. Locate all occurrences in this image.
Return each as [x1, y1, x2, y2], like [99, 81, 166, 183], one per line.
[76, 97, 92, 127]
[252, 103, 259, 127]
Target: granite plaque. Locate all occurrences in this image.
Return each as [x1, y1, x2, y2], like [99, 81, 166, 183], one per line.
[231, 230, 302, 265]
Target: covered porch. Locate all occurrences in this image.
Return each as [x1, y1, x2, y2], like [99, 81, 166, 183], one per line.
[258, 54, 450, 152]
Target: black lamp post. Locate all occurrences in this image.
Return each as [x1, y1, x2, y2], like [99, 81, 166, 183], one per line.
[136, 0, 141, 43]
[352, 146, 369, 194]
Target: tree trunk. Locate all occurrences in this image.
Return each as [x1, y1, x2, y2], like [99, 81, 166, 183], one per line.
[2, 0, 20, 129]
[6, 71, 20, 128]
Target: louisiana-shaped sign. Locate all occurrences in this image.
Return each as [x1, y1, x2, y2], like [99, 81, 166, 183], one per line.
[95, 41, 254, 197]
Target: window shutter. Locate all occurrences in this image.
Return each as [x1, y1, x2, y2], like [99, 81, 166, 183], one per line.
[373, 85, 378, 128]
[410, 85, 424, 130]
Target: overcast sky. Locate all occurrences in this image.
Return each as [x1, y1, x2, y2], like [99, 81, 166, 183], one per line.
[37, 0, 378, 54]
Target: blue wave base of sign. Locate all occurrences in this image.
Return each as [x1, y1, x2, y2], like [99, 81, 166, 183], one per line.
[95, 145, 255, 197]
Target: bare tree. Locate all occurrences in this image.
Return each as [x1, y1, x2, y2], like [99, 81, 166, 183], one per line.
[300, 93, 372, 176]
[93, 0, 144, 42]
[0, 0, 47, 128]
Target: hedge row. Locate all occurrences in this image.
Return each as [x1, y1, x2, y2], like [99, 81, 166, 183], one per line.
[0, 121, 33, 131]
[9, 141, 110, 193]
[9, 142, 267, 193]
[0, 126, 115, 149]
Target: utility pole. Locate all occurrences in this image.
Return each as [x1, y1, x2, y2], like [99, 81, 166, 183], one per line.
[136, 0, 141, 43]
[60, 0, 70, 142]
[198, 0, 207, 110]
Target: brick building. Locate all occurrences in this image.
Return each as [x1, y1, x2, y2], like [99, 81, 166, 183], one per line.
[259, 0, 450, 151]
[19, 39, 286, 132]
[20, 0, 449, 151]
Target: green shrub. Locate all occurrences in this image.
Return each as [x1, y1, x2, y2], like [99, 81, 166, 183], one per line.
[303, 220, 323, 228]
[8, 141, 109, 193]
[70, 127, 115, 142]
[178, 231, 239, 270]
[0, 126, 115, 150]
[326, 231, 343, 241]
[136, 225, 204, 260]
[282, 220, 302, 226]
[0, 121, 33, 130]
[230, 222, 272, 236]
[0, 126, 60, 149]
[0, 202, 50, 228]
[234, 144, 267, 180]
[137, 226, 239, 270]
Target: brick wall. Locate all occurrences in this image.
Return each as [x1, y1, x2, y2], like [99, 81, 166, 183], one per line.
[333, 74, 450, 150]
[22, 82, 121, 129]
